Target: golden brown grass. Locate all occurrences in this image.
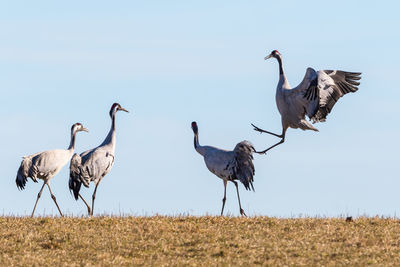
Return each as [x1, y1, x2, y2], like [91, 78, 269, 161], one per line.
[1, 216, 400, 266]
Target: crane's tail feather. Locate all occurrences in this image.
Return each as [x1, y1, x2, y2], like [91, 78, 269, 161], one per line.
[299, 119, 319, 132]
[16, 167, 27, 190]
[233, 141, 256, 191]
[16, 157, 35, 190]
[69, 177, 81, 201]
[69, 153, 83, 200]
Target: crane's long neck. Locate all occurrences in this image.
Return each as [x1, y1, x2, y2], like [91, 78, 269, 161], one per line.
[193, 133, 206, 156]
[276, 56, 290, 89]
[68, 130, 77, 151]
[100, 113, 116, 148]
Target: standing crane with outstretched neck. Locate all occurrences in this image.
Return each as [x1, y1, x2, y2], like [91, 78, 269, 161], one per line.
[252, 50, 361, 154]
[69, 103, 128, 216]
[16, 123, 88, 217]
[191, 121, 255, 216]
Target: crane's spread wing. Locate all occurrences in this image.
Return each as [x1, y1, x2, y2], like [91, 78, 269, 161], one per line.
[310, 70, 361, 123]
[233, 141, 255, 191]
[292, 69, 361, 123]
[289, 67, 319, 120]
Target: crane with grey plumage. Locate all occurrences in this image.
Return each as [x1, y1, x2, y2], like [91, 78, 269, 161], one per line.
[252, 50, 361, 154]
[191, 121, 255, 216]
[16, 122, 88, 217]
[69, 103, 128, 216]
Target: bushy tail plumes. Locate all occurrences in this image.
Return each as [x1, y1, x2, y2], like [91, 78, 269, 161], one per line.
[69, 154, 82, 200]
[16, 157, 37, 190]
[69, 178, 81, 200]
[233, 141, 255, 191]
[16, 164, 28, 190]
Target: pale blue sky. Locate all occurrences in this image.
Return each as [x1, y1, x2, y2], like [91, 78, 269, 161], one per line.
[0, 1, 399, 217]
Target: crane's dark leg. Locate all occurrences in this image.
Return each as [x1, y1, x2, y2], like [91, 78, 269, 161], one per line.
[31, 183, 46, 217]
[255, 138, 285, 155]
[251, 123, 282, 138]
[232, 181, 247, 217]
[254, 127, 287, 155]
[91, 183, 99, 216]
[78, 193, 91, 215]
[46, 184, 63, 217]
[220, 180, 228, 216]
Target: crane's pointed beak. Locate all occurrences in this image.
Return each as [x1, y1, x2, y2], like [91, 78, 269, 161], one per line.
[82, 127, 89, 132]
[264, 54, 273, 60]
[119, 107, 129, 113]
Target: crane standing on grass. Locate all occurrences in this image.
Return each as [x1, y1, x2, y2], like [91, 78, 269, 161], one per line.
[69, 103, 129, 216]
[191, 121, 255, 216]
[252, 50, 361, 154]
[16, 123, 88, 217]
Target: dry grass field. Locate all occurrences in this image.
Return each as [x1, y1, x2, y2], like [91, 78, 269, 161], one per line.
[1, 216, 400, 266]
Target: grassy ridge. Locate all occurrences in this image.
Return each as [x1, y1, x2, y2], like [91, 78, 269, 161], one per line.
[1, 216, 400, 266]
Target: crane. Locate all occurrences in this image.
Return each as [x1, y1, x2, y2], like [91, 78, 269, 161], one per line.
[252, 50, 361, 154]
[69, 103, 128, 216]
[16, 122, 88, 217]
[191, 121, 255, 216]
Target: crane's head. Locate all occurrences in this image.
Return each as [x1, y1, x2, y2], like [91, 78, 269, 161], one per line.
[109, 103, 129, 118]
[265, 50, 281, 60]
[191, 121, 198, 134]
[71, 123, 89, 133]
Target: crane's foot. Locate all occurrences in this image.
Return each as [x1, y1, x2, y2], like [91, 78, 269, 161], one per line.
[251, 123, 266, 134]
[87, 207, 91, 215]
[255, 150, 268, 155]
[252, 145, 269, 155]
[240, 209, 247, 217]
[251, 123, 283, 139]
